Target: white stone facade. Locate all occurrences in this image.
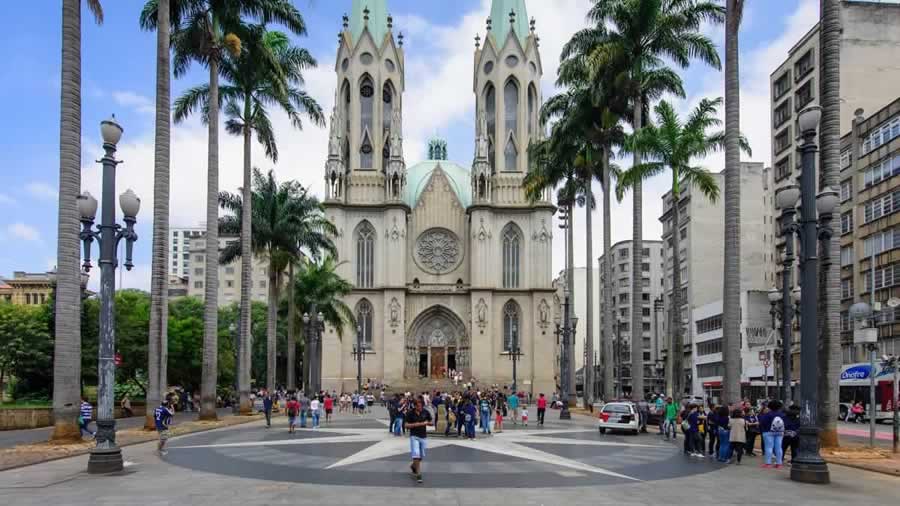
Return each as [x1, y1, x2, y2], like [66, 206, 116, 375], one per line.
[321, 1, 556, 395]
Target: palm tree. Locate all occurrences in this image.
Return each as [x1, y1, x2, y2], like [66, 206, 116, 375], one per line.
[818, 0, 842, 448]
[175, 23, 323, 412]
[139, 0, 171, 431]
[143, 0, 307, 420]
[618, 98, 749, 402]
[290, 256, 355, 346]
[51, 0, 103, 443]
[219, 169, 336, 391]
[585, 0, 724, 399]
[722, 0, 745, 406]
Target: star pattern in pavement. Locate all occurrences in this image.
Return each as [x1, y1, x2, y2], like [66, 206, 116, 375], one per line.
[173, 426, 664, 481]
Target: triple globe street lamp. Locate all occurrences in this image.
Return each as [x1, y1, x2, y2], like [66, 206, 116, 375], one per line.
[303, 309, 325, 394]
[77, 115, 142, 474]
[767, 285, 801, 404]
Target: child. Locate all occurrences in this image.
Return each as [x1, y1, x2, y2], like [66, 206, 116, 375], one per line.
[521, 406, 529, 426]
[494, 407, 504, 433]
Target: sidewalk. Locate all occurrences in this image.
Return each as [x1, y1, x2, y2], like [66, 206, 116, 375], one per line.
[0, 411, 264, 472]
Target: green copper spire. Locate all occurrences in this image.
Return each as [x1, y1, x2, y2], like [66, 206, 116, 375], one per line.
[490, 0, 529, 47]
[350, 0, 390, 47]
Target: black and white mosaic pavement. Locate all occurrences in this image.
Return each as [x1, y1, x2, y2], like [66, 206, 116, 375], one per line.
[165, 413, 722, 488]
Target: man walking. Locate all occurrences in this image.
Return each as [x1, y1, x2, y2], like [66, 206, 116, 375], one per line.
[536, 393, 547, 426]
[286, 395, 300, 434]
[154, 395, 175, 456]
[405, 397, 432, 484]
[263, 391, 274, 428]
[299, 392, 310, 428]
[664, 397, 678, 441]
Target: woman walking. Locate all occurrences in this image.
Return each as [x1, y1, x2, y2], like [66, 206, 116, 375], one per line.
[759, 400, 786, 469]
[729, 409, 746, 464]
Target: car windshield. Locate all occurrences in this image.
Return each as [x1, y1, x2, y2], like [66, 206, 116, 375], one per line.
[602, 404, 631, 413]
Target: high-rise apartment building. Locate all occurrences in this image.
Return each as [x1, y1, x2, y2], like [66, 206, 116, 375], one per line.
[660, 163, 773, 397]
[169, 225, 206, 278]
[186, 234, 270, 306]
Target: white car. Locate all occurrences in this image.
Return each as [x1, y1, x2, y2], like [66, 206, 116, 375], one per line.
[598, 402, 639, 435]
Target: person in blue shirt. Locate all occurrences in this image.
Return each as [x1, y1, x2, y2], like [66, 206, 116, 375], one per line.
[507, 391, 520, 425]
[686, 404, 704, 458]
[262, 392, 274, 428]
[79, 398, 95, 440]
[479, 395, 492, 434]
[758, 400, 786, 468]
[781, 404, 801, 463]
[154, 395, 175, 456]
[463, 399, 477, 439]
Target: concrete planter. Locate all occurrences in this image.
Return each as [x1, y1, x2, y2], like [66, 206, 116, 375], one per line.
[0, 404, 147, 431]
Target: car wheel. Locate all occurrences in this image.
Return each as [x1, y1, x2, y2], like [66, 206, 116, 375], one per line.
[599, 427, 606, 434]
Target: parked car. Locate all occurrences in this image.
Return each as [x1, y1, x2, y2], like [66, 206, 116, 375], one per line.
[598, 402, 639, 435]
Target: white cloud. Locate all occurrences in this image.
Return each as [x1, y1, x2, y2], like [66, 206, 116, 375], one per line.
[25, 181, 57, 200]
[0, 193, 15, 205]
[112, 91, 155, 115]
[7, 222, 40, 242]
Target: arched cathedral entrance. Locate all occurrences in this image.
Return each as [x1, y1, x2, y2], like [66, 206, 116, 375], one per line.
[405, 306, 469, 379]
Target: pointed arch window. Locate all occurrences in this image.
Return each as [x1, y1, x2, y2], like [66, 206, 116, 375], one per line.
[527, 84, 537, 139]
[484, 83, 497, 173]
[502, 223, 522, 288]
[504, 79, 520, 170]
[503, 300, 520, 352]
[356, 221, 375, 288]
[341, 81, 351, 171]
[357, 299, 373, 348]
[504, 135, 518, 172]
[360, 76, 375, 169]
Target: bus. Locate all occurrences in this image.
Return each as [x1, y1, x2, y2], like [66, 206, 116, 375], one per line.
[839, 362, 898, 422]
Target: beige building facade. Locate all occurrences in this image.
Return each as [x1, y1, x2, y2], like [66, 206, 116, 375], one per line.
[186, 235, 270, 306]
[321, 0, 556, 395]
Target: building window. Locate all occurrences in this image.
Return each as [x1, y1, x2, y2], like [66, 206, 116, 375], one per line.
[862, 153, 900, 188]
[642, 322, 651, 332]
[359, 76, 375, 169]
[840, 211, 853, 235]
[484, 83, 497, 172]
[620, 263, 629, 272]
[226, 280, 234, 288]
[775, 155, 791, 182]
[773, 98, 792, 128]
[618, 293, 629, 304]
[225, 267, 235, 275]
[841, 310, 851, 333]
[642, 263, 650, 271]
[356, 221, 375, 288]
[840, 246, 853, 267]
[619, 248, 629, 259]
[502, 224, 522, 288]
[795, 78, 814, 110]
[195, 255, 204, 262]
[861, 116, 900, 155]
[697, 339, 723, 356]
[194, 268, 203, 276]
[773, 71, 791, 100]
[697, 362, 724, 378]
[794, 49, 814, 80]
[774, 127, 792, 155]
[841, 148, 852, 170]
[864, 228, 900, 257]
[194, 281, 202, 289]
[356, 299, 373, 348]
[696, 314, 723, 334]
[840, 179, 852, 202]
[25, 293, 31, 304]
[259, 280, 266, 288]
[841, 278, 854, 300]
[864, 263, 900, 291]
[642, 277, 651, 287]
[503, 79, 519, 171]
[503, 300, 520, 352]
[642, 248, 650, 257]
[642, 307, 651, 316]
[863, 189, 900, 224]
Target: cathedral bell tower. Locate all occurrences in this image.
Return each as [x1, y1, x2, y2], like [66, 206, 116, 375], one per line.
[472, 0, 542, 205]
[325, 0, 406, 205]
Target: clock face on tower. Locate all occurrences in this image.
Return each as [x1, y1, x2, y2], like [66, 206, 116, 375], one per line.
[415, 228, 462, 274]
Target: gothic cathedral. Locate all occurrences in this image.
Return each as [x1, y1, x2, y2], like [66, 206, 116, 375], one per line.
[322, 0, 556, 395]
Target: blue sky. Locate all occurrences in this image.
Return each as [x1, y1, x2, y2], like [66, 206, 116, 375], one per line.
[0, 0, 819, 290]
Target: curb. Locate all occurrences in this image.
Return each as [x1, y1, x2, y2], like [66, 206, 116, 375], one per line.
[826, 458, 900, 477]
[0, 414, 264, 473]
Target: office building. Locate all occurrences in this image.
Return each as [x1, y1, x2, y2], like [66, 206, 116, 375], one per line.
[186, 235, 270, 306]
[169, 225, 206, 278]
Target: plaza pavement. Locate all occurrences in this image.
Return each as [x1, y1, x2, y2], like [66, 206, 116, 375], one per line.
[0, 406, 897, 505]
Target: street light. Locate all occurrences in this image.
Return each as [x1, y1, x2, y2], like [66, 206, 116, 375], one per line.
[775, 183, 801, 406]
[352, 323, 365, 393]
[788, 105, 831, 484]
[507, 322, 523, 393]
[303, 309, 325, 394]
[80, 115, 140, 475]
[880, 355, 899, 454]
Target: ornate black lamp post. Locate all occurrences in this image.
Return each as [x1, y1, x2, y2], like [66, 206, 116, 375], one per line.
[78, 116, 141, 474]
[508, 322, 523, 393]
[783, 105, 837, 484]
[303, 308, 325, 394]
[352, 323, 365, 393]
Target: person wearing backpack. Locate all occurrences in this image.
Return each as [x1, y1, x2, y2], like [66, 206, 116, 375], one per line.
[758, 400, 786, 468]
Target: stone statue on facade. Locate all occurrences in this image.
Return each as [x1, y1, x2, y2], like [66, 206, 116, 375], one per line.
[476, 298, 487, 327]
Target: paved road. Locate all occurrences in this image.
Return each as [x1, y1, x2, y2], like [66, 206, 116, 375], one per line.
[837, 420, 897, 448]
[0, 407, 232, 449]
[1, 406, 898, 505]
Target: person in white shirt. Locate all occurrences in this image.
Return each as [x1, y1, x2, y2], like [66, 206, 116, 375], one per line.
[310, 398, 321, 428]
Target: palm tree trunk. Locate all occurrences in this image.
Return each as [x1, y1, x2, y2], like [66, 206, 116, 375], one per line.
[583, 173, 594, 409]
[818, 0, 842, 448]
[146, 0, 170, 431]
[602, 151, 614, 401]
[631, 95, 644, 400]
[722, 0, 743, 405]
[302, 328, 310, 391]
[567, 200, 575, 406]
[287, 261, 296, 390]
[238, 108, 253, 415]
[51, 0, 84, 442]
[670, 177, 685, 401]
[200, 55, 220, 421]
[266, 264, 278, 391]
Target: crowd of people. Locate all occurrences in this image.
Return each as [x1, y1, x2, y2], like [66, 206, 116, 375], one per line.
[655, 396, 801, 468]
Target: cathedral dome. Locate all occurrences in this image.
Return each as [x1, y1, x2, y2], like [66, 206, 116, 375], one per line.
[404, 160, 471, 209]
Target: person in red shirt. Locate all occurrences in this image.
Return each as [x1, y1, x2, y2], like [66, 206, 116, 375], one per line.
[324, 394, 335, 423]
[286, 396, 301, 434]
[536, 393, 547, 426]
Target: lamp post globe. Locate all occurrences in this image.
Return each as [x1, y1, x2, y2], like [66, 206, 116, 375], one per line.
[100, 115, 124, 146]
[797, 105, 822, 134]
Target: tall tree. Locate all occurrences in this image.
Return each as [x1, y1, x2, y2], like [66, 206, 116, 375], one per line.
[818, 0, 842, 448]
[290, 256, 356, 341]
[618, 98, 749, 403]
[586, 0, 723, 399]
[722, 0, 745, 405]
[219, 169, 336, 392]
[145, 0, 306, 419]
[51, 0, 103, 442]
[139, 0, 171, 431]
[176, 23, 322, 408]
